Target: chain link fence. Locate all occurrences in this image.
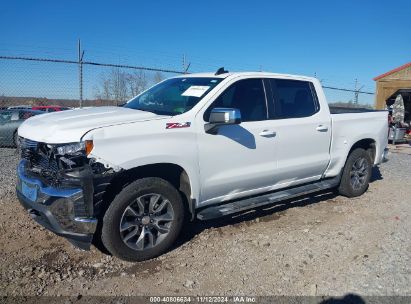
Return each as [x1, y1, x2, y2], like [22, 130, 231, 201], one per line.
[0, 55, 375, 154]
[0, 56, 183, 152]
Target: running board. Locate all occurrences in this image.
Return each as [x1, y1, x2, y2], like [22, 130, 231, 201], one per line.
[196, 177, 340, 221]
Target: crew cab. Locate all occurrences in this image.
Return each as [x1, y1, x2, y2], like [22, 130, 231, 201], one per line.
[16, 70, 388, 262]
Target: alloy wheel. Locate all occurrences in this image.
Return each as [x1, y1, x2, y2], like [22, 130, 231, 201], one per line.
[119, 193, 174, 251]
[350, 157, 369, 190]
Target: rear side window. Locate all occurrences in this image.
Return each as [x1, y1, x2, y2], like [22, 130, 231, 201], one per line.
[269, 79, 318, 119]
[204, 78, 267, 122]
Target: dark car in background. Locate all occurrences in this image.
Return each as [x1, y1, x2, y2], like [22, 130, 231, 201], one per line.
[0, 109, 44, 147]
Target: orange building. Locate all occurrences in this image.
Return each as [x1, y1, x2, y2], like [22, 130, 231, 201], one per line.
[374, 63, 411, 118]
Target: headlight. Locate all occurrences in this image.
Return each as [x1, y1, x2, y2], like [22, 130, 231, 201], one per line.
[56, 142, 85, 155]
[55, 140, 93, 156]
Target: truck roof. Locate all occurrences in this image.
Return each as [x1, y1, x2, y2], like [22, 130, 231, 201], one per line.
[174, 71, 317, 82]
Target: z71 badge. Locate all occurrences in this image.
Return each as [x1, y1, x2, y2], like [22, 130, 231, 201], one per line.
[166, 122, 191, 129]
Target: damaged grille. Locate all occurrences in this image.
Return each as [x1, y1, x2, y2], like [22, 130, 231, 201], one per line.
[20, 137, 90, 186]
[20, 138, 61, 185]
[19, 137, 107, 188]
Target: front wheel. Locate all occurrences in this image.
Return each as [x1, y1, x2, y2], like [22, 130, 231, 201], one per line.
[101, 177, 184, 262]
[338, 148, 372, 197]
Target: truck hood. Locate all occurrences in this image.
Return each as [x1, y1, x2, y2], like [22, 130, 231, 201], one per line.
[18, 106, 168, 143]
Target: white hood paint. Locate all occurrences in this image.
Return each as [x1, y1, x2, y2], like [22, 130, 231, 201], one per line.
[18, 106, 167, 143]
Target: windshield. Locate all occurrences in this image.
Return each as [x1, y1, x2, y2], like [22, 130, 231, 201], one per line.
[124, 77, 223, 115]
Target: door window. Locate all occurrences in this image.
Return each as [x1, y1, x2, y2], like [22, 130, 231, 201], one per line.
[204, 78, 268, 122]
[269, 79, 319, 119]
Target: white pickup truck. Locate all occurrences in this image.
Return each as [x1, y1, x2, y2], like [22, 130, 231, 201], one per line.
[16, 70, 388, 262]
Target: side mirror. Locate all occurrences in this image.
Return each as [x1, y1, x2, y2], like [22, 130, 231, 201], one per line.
[205, 108, 241, 133]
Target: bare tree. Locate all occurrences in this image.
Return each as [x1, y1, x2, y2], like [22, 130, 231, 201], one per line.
[94, 69, 149, 105]
[110, 68, 129, 105]
[128, 70, 148, 97]
[153, 71, 164, 84]
[35, 98, 48, 106]
[95, 72, 113, 101]
[101, 78, 111, 100]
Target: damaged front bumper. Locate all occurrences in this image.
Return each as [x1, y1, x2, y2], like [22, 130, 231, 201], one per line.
[16, 160, 97, 250]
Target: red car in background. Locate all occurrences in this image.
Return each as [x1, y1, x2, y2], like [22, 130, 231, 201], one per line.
[31, 106, 71, 112]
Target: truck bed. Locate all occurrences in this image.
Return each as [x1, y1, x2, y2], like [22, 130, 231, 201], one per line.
[323, 110, 388, 178]
[329, 106, 385, 114]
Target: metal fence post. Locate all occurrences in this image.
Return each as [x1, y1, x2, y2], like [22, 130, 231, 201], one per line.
[78, 39, 84, 108]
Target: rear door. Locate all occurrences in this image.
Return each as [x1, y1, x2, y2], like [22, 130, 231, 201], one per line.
[267, 78, 331, 186]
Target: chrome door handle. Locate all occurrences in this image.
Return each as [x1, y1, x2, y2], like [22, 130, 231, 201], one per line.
[316, 125, 328, 132]
[259, 130, 276, 137]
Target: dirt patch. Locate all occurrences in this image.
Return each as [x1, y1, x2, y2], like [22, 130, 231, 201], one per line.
[0, 149, 410, 296]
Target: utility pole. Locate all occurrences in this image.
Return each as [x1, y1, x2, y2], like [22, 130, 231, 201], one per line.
[78, 39, 84, 108]
[182, 54, 190, 74]
[182, 54, 186, 74]
[354, 78, 358, 104]
[354, 78, 364, 104]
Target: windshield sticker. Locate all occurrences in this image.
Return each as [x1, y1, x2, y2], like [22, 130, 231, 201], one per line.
[181, 86, 210, 98]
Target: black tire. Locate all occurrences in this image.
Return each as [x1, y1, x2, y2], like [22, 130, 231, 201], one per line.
[338, 148, 372, 197]
[101, 177, 184, 262]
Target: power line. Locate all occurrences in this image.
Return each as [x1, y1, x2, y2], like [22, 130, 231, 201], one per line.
[0, 55, 186, 74]
[322, 85, 374, 95]
[0, 55, 376, 99]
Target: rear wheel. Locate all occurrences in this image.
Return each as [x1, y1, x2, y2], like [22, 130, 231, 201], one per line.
[338, 148, 372, 197]
[101, 177, 184, 262]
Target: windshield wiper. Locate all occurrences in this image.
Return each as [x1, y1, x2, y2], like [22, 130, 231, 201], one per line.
[125, 105, 175, 116]
[127, 107, 154, 113]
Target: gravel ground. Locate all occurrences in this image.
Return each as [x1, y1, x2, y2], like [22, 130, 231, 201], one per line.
[0, 147, 409, 297]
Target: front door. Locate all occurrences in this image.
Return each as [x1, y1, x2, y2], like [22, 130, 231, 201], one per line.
[196, 78, 278, 206]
